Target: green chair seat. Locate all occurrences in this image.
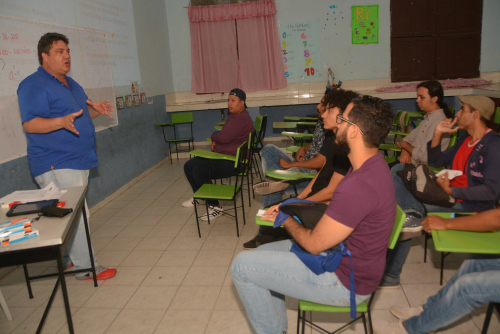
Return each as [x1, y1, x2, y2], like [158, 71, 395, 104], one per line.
[218, 120, 226, 125]
[284, 116, 319, 121]
[167, 137, 194, 143]
[379, 143, 400, 152]
[286, 146, 300, 153]
[255, 214, 273, 227]
[266, 169, 315, 181]
[281, 131, 314, 139]
[194, 184, 240, 200]
[214, 126, 222, 131]
[273, 122, 298, 129]
[299, 300, 368, 313]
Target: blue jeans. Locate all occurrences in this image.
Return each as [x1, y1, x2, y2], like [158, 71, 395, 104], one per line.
[404, 258, 500, 334]
[35, 169, 98, 271]
[231, 240, 370, 334]
[260, 144, 312, 210]
[183, 157, 236, 206]
[384, 164, 464, 283]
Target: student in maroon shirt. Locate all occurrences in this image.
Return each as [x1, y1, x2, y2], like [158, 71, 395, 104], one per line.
[183, 88, 254, 221]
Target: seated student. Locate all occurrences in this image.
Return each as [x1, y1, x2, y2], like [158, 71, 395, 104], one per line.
[182, 88, 254, 221]
[243, 89, 359, 249]
[231, 95, 395, 334]
[380, 95, 500, 288]
[374, 209, 500, 334]
[396, 80, 451, 165]
[254, 89, 331, 195]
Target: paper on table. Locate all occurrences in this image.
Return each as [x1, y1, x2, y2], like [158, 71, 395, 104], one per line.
[0, 182, 67, 204]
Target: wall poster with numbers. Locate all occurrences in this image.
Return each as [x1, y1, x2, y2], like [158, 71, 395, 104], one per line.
[279, 20, 321, 80]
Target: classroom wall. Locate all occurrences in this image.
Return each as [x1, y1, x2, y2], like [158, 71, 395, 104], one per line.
[165, 0, 500, 92]
[0, 0, 175, 207]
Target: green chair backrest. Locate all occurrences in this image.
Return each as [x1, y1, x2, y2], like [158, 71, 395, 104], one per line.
[254, 114, 263, 132]
[388, 205, 406, 250]
[171, 112, 193, 124]
[495, 107, 500, 125]
[234, 140, 247, 168]
[447, 130, 458, 149]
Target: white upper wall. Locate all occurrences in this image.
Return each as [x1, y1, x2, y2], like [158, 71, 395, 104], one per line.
[165, 0, 500, 93]
[132, 0, 174, 95]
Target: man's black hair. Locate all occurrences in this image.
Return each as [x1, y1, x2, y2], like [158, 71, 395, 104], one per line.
[324, 89, 360, 114]
[38, 32, 69, 66]
[348, 95, 394, 148]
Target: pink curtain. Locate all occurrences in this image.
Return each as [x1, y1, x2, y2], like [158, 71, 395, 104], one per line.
[189, 1, 286, 93]
[190, 20, 238, 93]
[236, 15, 287, 91]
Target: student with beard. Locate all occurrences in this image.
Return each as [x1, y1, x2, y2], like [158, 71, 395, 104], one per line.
[243, 89, 359, 249]
[231, 96, 395, 334]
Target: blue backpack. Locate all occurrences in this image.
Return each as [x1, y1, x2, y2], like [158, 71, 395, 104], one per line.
[275, 198, 357, 319]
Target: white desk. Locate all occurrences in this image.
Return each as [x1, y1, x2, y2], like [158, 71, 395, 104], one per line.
[0, 186, 97, 334]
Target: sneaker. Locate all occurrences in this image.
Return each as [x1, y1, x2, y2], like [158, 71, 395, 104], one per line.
[400, 214, 423, 233]
[63, 262, 73, 270]
[253, 179, 290, 195]
[200, 206, 224, 221]
[378, 278, 400, 289]
[182, 198, 205, 208]
[75, 265, 117, 280]
[243, 236, 260, 249]
[372, 319, 408, 334]
[390, 305, 424, 320]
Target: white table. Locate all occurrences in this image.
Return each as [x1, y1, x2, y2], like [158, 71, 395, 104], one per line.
[0, 186, 97, 333]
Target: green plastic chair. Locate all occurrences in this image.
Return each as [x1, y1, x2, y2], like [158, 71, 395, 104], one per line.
[265, 169, 316, 196]
[192, 141, 248, 238]
[423, 211, 476, 285]
[155, 112, 194, 164]
[253, 115, 268, 182]
[297, 205, 406, 334]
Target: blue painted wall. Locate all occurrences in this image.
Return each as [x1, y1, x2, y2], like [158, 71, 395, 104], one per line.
[181, 95, 458, 145]
[0, 95, 171, 207]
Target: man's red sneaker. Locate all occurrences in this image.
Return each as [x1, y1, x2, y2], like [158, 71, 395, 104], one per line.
[76, 265, 117, 280]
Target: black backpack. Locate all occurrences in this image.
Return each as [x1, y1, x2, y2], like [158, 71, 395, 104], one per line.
[397, 164, 456, 208]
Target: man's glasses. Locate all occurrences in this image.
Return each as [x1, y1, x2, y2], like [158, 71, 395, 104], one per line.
[336, 115, 364, 135]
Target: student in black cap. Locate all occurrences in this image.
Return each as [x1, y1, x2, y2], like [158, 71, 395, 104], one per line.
[183, 88, 254, 220]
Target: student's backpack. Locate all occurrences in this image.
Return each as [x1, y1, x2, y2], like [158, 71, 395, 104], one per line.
[397, 164, 456, 208]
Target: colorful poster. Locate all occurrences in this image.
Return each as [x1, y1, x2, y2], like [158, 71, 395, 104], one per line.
[279, 20, 321, 79]
[351, 5, 379, 45]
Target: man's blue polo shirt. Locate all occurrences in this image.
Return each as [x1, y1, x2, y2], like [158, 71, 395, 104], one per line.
[17, 67, 98, 177]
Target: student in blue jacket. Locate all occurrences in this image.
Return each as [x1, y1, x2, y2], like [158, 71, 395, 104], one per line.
[380, 95, 500, 289]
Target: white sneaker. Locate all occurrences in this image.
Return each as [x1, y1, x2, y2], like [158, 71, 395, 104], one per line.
[372, 319, 407, 334]
[390, 305, 424, 320]
[200, 206, 224, 221]
[182, 198, 205, 207]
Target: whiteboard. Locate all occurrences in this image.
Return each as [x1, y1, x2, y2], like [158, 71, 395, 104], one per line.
[0, 13, 117, 164]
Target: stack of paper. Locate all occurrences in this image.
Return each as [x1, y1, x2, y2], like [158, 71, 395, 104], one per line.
[0, 182, 66, 205]
[0, 218, 39, 246]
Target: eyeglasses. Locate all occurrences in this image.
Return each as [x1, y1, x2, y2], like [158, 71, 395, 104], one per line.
[336, 115, 364, 135]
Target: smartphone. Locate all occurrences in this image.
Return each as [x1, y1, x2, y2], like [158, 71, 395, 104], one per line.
[6, 199, 59, 217]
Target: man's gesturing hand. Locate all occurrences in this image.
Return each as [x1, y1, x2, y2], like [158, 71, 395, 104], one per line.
[62, 110, 83, 135]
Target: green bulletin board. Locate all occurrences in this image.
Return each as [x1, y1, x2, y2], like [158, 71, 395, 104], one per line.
[351, 5, 379, 44]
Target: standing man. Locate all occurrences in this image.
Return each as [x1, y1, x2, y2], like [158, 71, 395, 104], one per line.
[232, 96, 396, 334]
[17, 32, 116, 280]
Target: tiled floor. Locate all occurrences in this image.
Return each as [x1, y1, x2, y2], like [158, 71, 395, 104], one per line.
[1, 158, 499, 333]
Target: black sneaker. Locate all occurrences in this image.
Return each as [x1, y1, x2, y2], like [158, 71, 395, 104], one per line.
[243, 236, 260, 250]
